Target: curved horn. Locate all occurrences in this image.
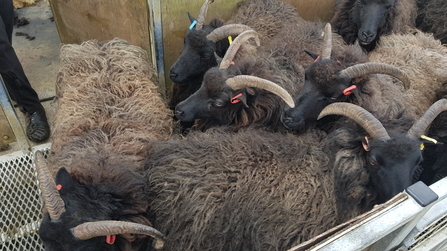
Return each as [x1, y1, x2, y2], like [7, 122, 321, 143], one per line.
[219, 30, 260, 69]
[339, 62, 411, 90]
[225, 75, 295, 108]
[407, 98, 447, 139]
[72, 221, 166, 249]
[206, 24, 254, 42]
[321, 23, 332, 59]
[195, 0, 214, 30]
[318, 102, 390, 140]
[34, 151, 66, 220]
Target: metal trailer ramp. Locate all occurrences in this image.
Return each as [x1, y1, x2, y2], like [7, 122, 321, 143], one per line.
[0, 145, 49, 251]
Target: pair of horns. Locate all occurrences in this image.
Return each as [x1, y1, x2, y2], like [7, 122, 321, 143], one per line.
[318, 98, 447, 141]
[226, 76, 295, 108]
[195, 0, 214, 30]
[318, 23, 411, 90]
[213, 28, 294, 108]
[34, 152, 166, 249]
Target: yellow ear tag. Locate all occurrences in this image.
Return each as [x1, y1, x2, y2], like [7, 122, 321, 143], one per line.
[228, 36, 233, 45]
[420, 143, 425, 151]
[420, 135, 438, 144]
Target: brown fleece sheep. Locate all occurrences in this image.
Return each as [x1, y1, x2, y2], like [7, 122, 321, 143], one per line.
[225, 0, 302, 43]
[368, 30, 447, 119]
[50, 38, 173, 167]
[145, 128, 338, 250]
[37, 38, 172, 250]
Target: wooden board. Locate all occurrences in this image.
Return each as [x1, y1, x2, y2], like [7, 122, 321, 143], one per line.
[48, 0, 153, 63]
[285, 0, 336, 22]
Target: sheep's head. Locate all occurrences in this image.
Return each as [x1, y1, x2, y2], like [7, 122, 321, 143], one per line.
[281, 23, 410, 133]
[35, 153, 166, 251]
[350, 0, 396, 47]
[175, 67, 295, 128]
[318, 99, 447, 203]
[169, 0, 253, 84]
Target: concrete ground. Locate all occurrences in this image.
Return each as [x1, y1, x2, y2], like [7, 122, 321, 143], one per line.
[0, 0, 59, 156]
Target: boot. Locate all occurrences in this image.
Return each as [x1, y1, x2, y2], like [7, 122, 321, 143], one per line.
[25, 108, 50, 142]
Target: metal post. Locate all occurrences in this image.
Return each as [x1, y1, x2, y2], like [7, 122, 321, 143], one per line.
[148, 0, 166, 97]
[0, 75, 31, 153]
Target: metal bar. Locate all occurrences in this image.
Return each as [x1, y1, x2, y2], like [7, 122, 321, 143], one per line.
[148, 0, 166, 97]
[303, 177, 447, 251]
[0, 75, 31, 153]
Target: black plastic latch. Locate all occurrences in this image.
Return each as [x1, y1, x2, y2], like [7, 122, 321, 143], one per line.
[405, 181, 439, 207]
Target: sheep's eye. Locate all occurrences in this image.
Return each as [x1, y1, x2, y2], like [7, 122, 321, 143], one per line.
[214, 100, 225, 107]
[330, 97, 338, 101]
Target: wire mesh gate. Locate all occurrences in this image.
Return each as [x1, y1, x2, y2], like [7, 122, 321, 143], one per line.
[0, 145, 49, 251]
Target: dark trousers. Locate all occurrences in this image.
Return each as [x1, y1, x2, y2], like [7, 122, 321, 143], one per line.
[0, 0, 42, 114]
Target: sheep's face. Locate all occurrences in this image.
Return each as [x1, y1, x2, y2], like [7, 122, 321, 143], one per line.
[364, 135, 422, 203]
[38, 168, 149, 251]
[281, 59, 351, 132]
[351, 0, 395, 46]
[175, 68, 245, 124]
[169, 29, 219, 84]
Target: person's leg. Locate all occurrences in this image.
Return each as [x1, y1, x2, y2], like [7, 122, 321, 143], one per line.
[0, 0, 50, 142]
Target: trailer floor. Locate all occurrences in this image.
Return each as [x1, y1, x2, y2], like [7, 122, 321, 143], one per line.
[0, 0, 59, 156]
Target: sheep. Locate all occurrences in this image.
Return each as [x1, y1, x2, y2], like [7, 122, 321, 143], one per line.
[416, 0, 447, 45]
[144, 127, 338, 250]
[282, 22, 447, 132]
[168, 0, 302, 118]
[36, 38, 173, 251]
[173, 28, 302, 132]
[330, 0, 417, 52]
[143, 100, 447, 250]
[281, 23, 412, 133]
[320, 99, 447, 221]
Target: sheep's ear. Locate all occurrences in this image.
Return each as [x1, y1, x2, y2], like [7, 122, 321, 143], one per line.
[55, 167, 75, 195]
[187, 12, 197, 24]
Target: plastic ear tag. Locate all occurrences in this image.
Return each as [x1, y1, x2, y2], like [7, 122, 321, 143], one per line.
[189, 20, 197, 30]
[343, 85, 357, 95]
[106, 235, 116, 245]
[228, 36, 233, 44]
[420, 143, 425, 151]
[314, 55, 321, 62]
[420, 135, 438, 144]
[230, 93, 243, 104]
[362, 136, 370, 151]
[56, 184, 62, 191]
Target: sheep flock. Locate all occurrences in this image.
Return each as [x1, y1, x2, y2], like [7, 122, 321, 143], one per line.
[34, 0, 447, 250]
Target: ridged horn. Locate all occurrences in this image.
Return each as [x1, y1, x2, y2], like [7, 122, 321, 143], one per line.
[225, 75, 295, 108]
[72, 221, 166, 249]
[407, 98, 447, 139]
[339, 62, 411, 90]
[206, 24, 254, 42]
[321, 23, 332, 59]
[318, 102, 390, 140]
[219, 30, 260, 69]
[34, 151, 66, 220]
[195, 0, 214, 30]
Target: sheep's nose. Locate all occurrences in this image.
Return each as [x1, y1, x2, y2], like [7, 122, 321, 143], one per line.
[169, 71, 178, 79]
[361, 31, 375, 39]
[281, 115, 294, 124]
[175, 109, 185, 119]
